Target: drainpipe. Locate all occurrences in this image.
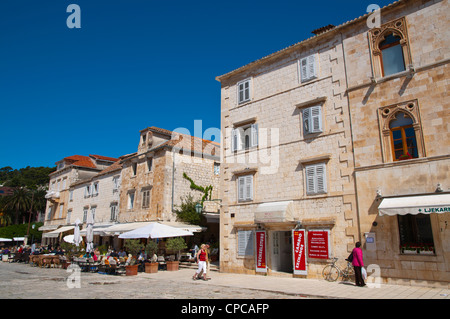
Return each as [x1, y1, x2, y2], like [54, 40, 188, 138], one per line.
[171, 148, 176, 214]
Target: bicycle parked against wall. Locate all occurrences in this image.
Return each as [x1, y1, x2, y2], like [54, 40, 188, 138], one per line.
[322, 257, 354, 282]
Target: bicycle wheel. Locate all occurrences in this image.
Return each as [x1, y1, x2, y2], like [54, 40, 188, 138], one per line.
[322, 265, 340, 282]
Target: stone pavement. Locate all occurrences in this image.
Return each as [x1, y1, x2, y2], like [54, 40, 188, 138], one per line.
[0, 261, 449, 299]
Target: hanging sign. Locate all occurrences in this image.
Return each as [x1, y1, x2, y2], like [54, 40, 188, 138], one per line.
[307, 230, 330, 259]
[255, 231, 267, 273]
[292, 229, 307, 275]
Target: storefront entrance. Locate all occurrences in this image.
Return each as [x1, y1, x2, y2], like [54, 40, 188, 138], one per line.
[270, 231, 292, 273]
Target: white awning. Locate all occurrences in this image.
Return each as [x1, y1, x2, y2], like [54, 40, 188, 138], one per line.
[378, 193, 450, 216]
[255, 200, 294, 223]
[43, 225, 75, 238]
[102, 222, 153, 236]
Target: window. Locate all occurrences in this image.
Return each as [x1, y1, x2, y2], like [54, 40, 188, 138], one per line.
[305, 163, 327, 195]
[142, 189, 151, 208]
[47, 207, 53, 220]
[368, 17, 412, 79]
[59, 204, 64, 219]
[300, 54, 317, 82]
[389, 112, 418, 161]
[84, 185, 91, 198]
[147, 158, 153, 172]
[237, 79, 251, 104]
[110, 204, 118, 222]
[398, 214, 434, 254]
[66, 209, 72, 224]
[214, 163, 220, 175]
[231, 124, 258, 152]
[62, 178, 67, 190]
[113, 176, 120, 191]
[238, 230, 254, 256]
[302, 105, 323, 135]
[128, 192, 135, 210]
[92, 182, 99, 196]
[83, 208, 88, 222]
[238, 175, 253, 201]
[379, 32, 405, 77]
[132, 162, 137, 176]
[90, 207, 96, 222]
[69, 190, 73, 201]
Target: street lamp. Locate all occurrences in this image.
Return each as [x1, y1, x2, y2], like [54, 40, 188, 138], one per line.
[195, 202, 203, 214]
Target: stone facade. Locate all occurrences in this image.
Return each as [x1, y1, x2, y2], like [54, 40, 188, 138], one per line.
[216, 21, 357, 277]
[119, 126, 220, 234]
[217, 0, 450, 287]
[41, 155, 119, 244]
[342, 0, 450, 286]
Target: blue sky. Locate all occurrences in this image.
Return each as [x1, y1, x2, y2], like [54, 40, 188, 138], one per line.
[0, 0, 394, 169]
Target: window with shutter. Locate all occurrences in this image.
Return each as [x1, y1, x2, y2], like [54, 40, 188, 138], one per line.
[237, 79, 251, 104]
[305, 163, 327, 195]
[300, 54, 318, 82]
[238, 230, 254, 256]
[302, 105, 323, 134]
[238, 175, 254, 201]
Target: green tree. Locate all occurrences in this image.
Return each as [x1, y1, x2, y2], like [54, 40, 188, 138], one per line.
[4, 187, 31, 224]
[174, 194, 206, 225]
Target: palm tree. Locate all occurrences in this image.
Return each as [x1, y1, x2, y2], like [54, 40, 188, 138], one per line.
[4, 187, 31, 224]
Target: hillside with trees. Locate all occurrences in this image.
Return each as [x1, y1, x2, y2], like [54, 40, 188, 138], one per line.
[0, 165, 55, 227]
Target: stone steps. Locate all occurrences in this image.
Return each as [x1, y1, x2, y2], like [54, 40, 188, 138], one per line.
[179, 261, 220, 272]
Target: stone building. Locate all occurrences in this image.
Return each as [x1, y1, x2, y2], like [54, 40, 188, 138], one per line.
[110, 126, 221, 247]
[40, 154, 119, 245]
[216, 15, 357, 276]
[342, 0, 450, 286]
[216, 0, 449, 287]
[68, 160, 123, 249]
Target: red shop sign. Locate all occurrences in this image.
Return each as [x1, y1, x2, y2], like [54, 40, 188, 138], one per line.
[255, 231, 267, 273]
[292, 229, 307, 275]
[307, 230, 330, 259]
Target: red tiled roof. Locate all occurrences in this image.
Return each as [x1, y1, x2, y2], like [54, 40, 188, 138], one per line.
[89, 154, 119, 162]
[63, 155, 96, 168]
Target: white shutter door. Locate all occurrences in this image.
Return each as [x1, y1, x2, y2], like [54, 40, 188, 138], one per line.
[303, 108, 311, 134]
[306, 165, 316, 194]
[231, 128, 237, 152]
[311, 105, 322, 133]
[238, 83, 244, 103]
[244, 81, 250, 101]
[316, 163, 327, 193]
[251, 124, 258, 147]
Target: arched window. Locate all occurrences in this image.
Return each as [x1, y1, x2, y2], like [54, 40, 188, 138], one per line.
[389, 112, 418, 161]
[379, 32, 405, 76]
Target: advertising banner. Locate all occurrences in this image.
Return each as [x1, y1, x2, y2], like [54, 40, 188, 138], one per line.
[292, 229, 307, 275]
[307, 230, 330, 259]
[255, 231, 267, 273]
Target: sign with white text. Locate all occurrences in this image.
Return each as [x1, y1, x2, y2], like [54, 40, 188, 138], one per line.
[292, 229, 307, 275]
[307, 230, 330, 259]
[255, 231, 267, 273]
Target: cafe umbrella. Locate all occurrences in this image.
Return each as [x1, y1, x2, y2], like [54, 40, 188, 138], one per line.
[73, 219, 82, 247]
[86, 212, 94, 252]
[118, 222, 193, 239]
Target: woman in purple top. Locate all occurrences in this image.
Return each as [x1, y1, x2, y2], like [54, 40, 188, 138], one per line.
[352, 242, 366, 287]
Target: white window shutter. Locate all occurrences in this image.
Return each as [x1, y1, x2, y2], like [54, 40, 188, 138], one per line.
[300, 58, 308, 82]
[238, 176, 245, 201]
[311, 105, 322, 133]
[306, 165, 316, 194]
[231, 128, 237, 152]
[251, 124, 258, 147]
[303, 108, 311, 134]
[316, 163, 327, 193]
[308, 54, 317, 79]
[238, 83, 244, 103]
[244, 81, 250, 101]
[245, 175, 253, 200]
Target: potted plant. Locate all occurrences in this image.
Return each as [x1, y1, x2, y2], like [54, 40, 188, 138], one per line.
[144, 240, 159, 273]
[165, 237, 187, 271]
[401, 243, 418, 254]
[124, 239, 144, 276]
